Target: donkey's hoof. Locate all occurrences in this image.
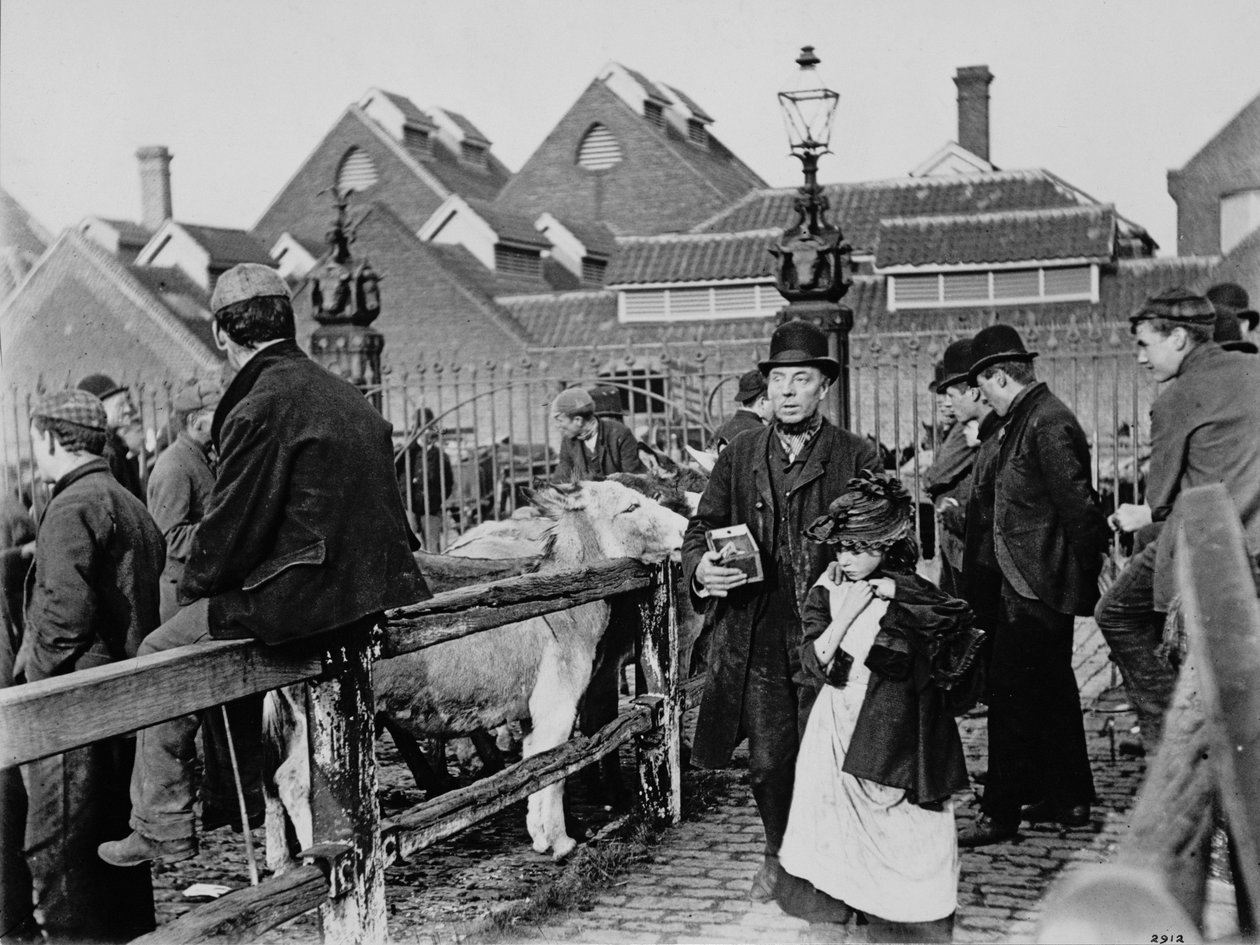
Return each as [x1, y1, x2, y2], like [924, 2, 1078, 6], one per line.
[551, 835, 577, 861]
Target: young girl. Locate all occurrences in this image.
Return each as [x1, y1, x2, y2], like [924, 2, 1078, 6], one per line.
[775, 471, 984, 942]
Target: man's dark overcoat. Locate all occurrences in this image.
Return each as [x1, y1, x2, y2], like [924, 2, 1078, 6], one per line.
[179, 341, 427, 644]
[682, 421, 880, 767]
[992, 383, 1108, 616]
[711, 409, 765, 450]
[554, 417, 646, 480]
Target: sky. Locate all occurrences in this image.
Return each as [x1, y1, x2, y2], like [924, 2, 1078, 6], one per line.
[3, 0, 1259, 254]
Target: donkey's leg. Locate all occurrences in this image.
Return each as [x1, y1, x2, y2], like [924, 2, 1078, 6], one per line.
[523, 652, 584, 859]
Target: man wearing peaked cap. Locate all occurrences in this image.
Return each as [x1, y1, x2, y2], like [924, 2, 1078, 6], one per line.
[17, 389, 164, 940]
[683, 319, 880, 899]
[1095, 286, 1260, 759]
[101, 264, 428, 869]
[711, 369, 773, 450]
[960, 323, 1109, 848]
[551, 386, 646, 480]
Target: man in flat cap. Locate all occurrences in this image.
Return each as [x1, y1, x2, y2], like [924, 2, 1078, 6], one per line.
[101, 263, 428, 867]
[552, 386, 646, 480]
[711, 369, 773, 451]
[683, 320, 880, 903]
[1096, 287, 1260, 754]
[16, 389, 163, 942]
[77, 373, 145, 502]
[960, 324, 1108, 847]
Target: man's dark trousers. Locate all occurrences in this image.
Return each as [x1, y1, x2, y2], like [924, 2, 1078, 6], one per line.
[982, 580, 1095, 822]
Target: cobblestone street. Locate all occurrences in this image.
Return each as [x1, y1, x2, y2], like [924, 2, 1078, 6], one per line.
[147, 621, 1230, 943]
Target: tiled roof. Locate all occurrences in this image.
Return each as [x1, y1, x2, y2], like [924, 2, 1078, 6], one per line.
[181, 224, 272, 267]
[434, 107, 491, 146]
[415, 132, 510, 203]
[621, 67, 672, 104]
[551, 216, 618, 257]
[92, 218, 153, 247]
[661, 83, 713, 123]
[464, 198, 550, 249]
[378, 90, 433, 127]
[875, 206, 1117, 269]
[693, 170, 1099, 252]
[607, 230, 780, 285]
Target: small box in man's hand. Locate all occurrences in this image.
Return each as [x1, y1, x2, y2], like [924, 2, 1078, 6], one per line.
[705, 524, 764, 584]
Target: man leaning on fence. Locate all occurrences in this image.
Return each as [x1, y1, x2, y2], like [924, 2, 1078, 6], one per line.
[1096, 287, 1260, 755]
[552, 386, 647, 480]
[16, 390, 164, 942]
[99, 263, 429, 868]
[683, 320, 881, 901]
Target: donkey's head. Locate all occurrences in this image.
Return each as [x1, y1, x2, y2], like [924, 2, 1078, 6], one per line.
[530, 480, 685, 564]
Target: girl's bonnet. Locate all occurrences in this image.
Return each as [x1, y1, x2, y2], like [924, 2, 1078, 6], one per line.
[804, 470, 914, 551]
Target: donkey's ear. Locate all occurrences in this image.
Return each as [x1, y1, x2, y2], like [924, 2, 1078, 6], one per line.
[529, 481, 587, 517]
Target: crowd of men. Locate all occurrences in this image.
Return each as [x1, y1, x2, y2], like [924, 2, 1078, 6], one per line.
[0, 265, 1257, 940]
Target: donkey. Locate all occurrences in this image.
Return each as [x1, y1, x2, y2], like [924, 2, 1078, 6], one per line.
[264, 479, 686, 865]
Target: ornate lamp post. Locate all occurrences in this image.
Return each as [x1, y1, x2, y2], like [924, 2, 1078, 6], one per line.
[770, 46, 854, 426]
[308, 187, 385, 410]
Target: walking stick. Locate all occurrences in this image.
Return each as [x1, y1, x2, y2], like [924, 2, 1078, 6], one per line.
[220, 705, 260, 886]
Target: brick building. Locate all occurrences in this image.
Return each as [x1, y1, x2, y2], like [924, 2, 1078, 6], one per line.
[0, 186, 50, 302]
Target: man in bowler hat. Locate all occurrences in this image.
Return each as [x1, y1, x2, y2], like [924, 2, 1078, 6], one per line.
[711, 369, 774, 450]
[959, 324, 1109, 847]
[1207, 282, 1259, 349]
[100, 264, 427, 867]
[683, 320, 881, 898]
[1096, 288, 1260, 753]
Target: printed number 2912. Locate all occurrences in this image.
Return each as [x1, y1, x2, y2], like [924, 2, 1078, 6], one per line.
[1151, 936, 1184, 943]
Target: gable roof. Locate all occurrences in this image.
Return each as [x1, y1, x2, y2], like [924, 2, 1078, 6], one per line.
[178, 224, 272, 267]
[462, 198, 550, 249]
[875, 205, 1118, 269]
[90, 217, 152, 247]
[544, 215, 618, 258]
[433, 107, 492, 146]
[1174, 92, 1260, 177]
[608, 229, 780, 285]
[0, 187, 50, 299]
[692, 169, 1101, 252]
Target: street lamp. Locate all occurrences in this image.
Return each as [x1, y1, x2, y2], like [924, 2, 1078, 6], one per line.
[770, 45, 854, 426]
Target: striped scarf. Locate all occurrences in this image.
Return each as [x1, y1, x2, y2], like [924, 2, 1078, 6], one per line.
[773, 411, 823, 463]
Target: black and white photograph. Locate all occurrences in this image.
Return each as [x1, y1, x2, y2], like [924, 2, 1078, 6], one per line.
[1, 1, 1259, 942]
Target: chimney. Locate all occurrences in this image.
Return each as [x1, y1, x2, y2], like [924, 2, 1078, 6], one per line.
[953, 66, 993, 162]
[136, 145, 173, 231]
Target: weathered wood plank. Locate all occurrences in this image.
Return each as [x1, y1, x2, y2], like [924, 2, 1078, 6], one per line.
[129, 864, 326, 944]
[385, 705, 653, 861]
[412, 549, 541, 595]
[307, 624, 387, 945]
[1178, 484, 1260, 934]
[0, 641, 322, 769]
[634, 560, 682, 828]
[382, 559, 656, 658]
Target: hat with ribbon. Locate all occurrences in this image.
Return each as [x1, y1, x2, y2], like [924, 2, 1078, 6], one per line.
[1130, 287, 1216, 329]
[967, 324, 1038, 384]
[937, 339, 976, 392]
[734, 369, 768, 404]
[1206, 282, 1259, 332]
[757, 320, 840, 382]
[805, 470, 914, 549]
[210, 263, 291, 314]
[32, 389, 108, 431]
[77, 373, 128, 401]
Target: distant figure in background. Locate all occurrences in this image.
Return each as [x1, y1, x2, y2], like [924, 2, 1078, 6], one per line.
[711, 369, 773, 451]
[76, 373, 145, 502]
[552, 387, 646, 480]
[399, 407, 454, 551]
[1206, 282, 1259, 350]
[587, 385, 625, 423]
[16, 389, 163, 942]
[924, 347, 981, 597]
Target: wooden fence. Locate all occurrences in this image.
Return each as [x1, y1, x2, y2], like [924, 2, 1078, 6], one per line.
[1038, 484, 1260, 941]
[0, 559, 685, 944]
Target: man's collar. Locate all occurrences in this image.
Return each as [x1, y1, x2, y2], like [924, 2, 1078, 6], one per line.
[212, 338, 304, 448]
[977, 409, 1004, 440]
[1006, 380, 1044, 417]
[51, 457, 110, 497]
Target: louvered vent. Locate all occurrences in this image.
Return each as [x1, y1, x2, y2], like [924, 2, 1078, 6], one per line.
[577, 125, 623, 171]
[337, 148, 379, 193]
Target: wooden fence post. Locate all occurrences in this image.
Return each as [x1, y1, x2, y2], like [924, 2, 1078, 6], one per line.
[305, 620, 387, 945]
[633, 560, 681, 828]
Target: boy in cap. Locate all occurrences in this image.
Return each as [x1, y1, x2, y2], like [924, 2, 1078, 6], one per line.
[683, 320, 881, 899]
[711, 369, 773, 451]
[552, 386, 646, 480]
[77, 373, 145, 502]
[960, 324, 1108, 847]
[17, 389, 163, 942]
[1097, 287, 1260, 753]
[100, 264, 427, 867]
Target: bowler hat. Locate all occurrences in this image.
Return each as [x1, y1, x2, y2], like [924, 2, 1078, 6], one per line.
[1206, 282, 1259, 332]
[757, 320, 840, 382]
[937, 339, 975, 392]
[210, 263, 291, 314]
[1130, 287, 1216, 329]
[1214, 304, 1259, 353]
[967, 324, 1038, 384]
[77, 373, 127, 401]
[587, 385, 624, 417]
[551, 387, 595, 416]
[734, 370, 767, 404]
[928, 362, 944, 394]
[33, 389, 108, 431]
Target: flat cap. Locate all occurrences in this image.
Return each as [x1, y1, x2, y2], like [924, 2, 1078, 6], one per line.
[734, 369, 767, 404]
[1130, 287, 1215, 328]
[173, 378, 223, 413]
[32, 389, 108, 430]
[210, 263, 290, 314]
[77, 373, 127, 400]
[551, 387, 596, 416]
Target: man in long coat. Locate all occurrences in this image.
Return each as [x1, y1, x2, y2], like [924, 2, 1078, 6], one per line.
[683, 320, 880, 899]
[960, 325, 1109, 846]
[100, 264, 428, 866]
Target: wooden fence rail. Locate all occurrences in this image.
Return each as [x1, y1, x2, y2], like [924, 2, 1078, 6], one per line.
[0, 558, 684, 944]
